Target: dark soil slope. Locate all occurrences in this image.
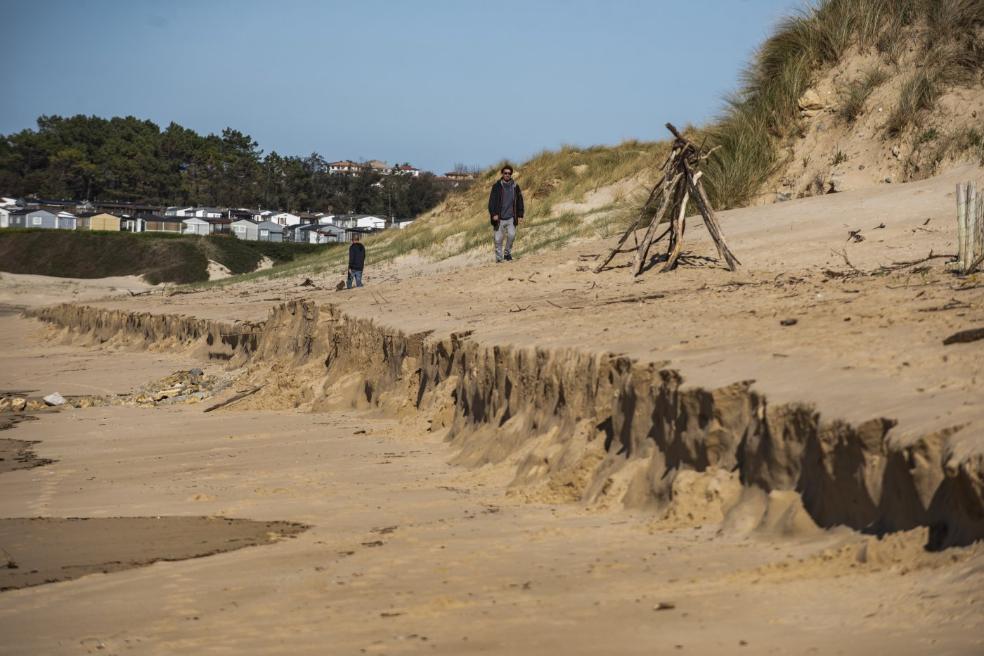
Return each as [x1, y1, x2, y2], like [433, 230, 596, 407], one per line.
[0, 230, 326, 284]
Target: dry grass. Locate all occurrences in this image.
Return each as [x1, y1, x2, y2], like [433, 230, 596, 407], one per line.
[839, 66, 889, 122]
[705, 0, 983, 208]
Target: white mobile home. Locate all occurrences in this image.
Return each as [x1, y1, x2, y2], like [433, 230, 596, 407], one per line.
[231, 219, 259, 241]
[269, 212, 301, 227]
[182, 217, 211, 235]
[57, 211, 77, 230]
[355, 215, 386, 230]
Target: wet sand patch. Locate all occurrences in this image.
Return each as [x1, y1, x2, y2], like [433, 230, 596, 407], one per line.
[0, 516, 307, 591]
[0, 433, 52, 475]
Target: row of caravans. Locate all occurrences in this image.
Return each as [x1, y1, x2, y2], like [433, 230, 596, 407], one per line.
[0, 207, 402, 244]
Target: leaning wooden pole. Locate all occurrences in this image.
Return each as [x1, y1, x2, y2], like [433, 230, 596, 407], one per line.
[634, 172, 681, 275]
[967, 182, 978, 273]
[686, 170, 740, 271]
[661, 173, 695, 272]
[957, 182, 967, 272]
[976, 190, 984, 272]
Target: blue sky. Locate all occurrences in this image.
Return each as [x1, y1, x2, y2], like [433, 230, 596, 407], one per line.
[1, 0, 801, 173]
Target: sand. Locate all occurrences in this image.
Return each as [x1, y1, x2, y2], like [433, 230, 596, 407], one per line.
[1, 167, 983, 653]
[1, 401, 981, 654]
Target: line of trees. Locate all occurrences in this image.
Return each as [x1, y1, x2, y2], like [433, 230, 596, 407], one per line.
[0, 115, 461, 217]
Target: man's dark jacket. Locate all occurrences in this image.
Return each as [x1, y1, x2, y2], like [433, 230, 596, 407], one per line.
[348, 242, 366, 271]
[488, 181, 525, 224]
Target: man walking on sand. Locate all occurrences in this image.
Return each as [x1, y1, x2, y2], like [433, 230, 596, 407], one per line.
[488, 165, 525, 263]
[347, 232, 365, 289]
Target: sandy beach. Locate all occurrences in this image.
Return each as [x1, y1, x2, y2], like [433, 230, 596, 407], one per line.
[0, 167, 983, 654]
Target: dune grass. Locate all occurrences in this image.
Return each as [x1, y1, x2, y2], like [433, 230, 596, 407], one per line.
[704, 0, 984, 208]
[839, 66, 889, 122]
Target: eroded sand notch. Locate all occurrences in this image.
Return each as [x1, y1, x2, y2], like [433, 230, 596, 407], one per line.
[30, 301, 984, 550]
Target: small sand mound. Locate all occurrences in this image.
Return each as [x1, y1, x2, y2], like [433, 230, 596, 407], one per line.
[739, 527, 984, 583]
[207, 260, 232, 280]
[656, 467, 743, 528]
[720, 487, 825, 539]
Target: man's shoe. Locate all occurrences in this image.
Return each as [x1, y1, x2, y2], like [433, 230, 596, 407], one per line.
[504, 254, 513, 261]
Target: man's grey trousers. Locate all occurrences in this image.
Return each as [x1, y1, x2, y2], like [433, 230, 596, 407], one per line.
[494, 218, 516, 262]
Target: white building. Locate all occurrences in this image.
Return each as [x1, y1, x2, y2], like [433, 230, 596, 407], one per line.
[182, 217, 211, 235]
[164, 206, 194, 217]
[269, 211, 302, 227]
[355, 215, 386, 230]
[192, 207, 224, 219]
[328, 160, 360, 175]
[56, 211, 77, 230]
[394, 164, 420, 177]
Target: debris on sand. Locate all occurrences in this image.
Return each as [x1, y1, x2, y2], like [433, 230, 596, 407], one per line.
[127, 369, 231, 407]
[0, 369, 232, 414]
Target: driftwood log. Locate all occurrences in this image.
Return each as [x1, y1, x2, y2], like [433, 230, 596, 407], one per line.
[596, 123, 739, 276]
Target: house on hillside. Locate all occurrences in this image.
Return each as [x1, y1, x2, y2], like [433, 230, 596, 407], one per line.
[92, 201, 158, 215]
[298, 211, 325, 224]
[290, 223, 347, 244]
[88, 213, 122, 231]
[231, 219, 284, 242]
[183, 217, 211, 235]
[192, 207, 224, 219]
[182, 216, 230, 235]
[122, 216, 145, 232]
[328, 160, 359, 175]
[163, 207, 194, 217]
[255, 220, 284, 242]
[330, 214, 356, 229]
[268, 211, 301, 227]
[231, 219, 259, 241]
[143, 215, 184, 233]
[368, 160, 392, 175]
[394, 164, 420, 177]
[355, 214, 387, 230]
[8, 209, 58, 229]
[391, 218, 415, 230]
[229, 208, 256, 221]
[57, 212, 77, 230]
[330, 214, 386, 230]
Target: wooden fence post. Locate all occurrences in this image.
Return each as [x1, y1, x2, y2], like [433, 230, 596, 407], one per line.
[957, 182, 967, 271]
[976, 185, 984, 272]
[967, 182, 977, 273]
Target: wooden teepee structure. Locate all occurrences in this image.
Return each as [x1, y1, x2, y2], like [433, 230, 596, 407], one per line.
[595, 123, 739, 276]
